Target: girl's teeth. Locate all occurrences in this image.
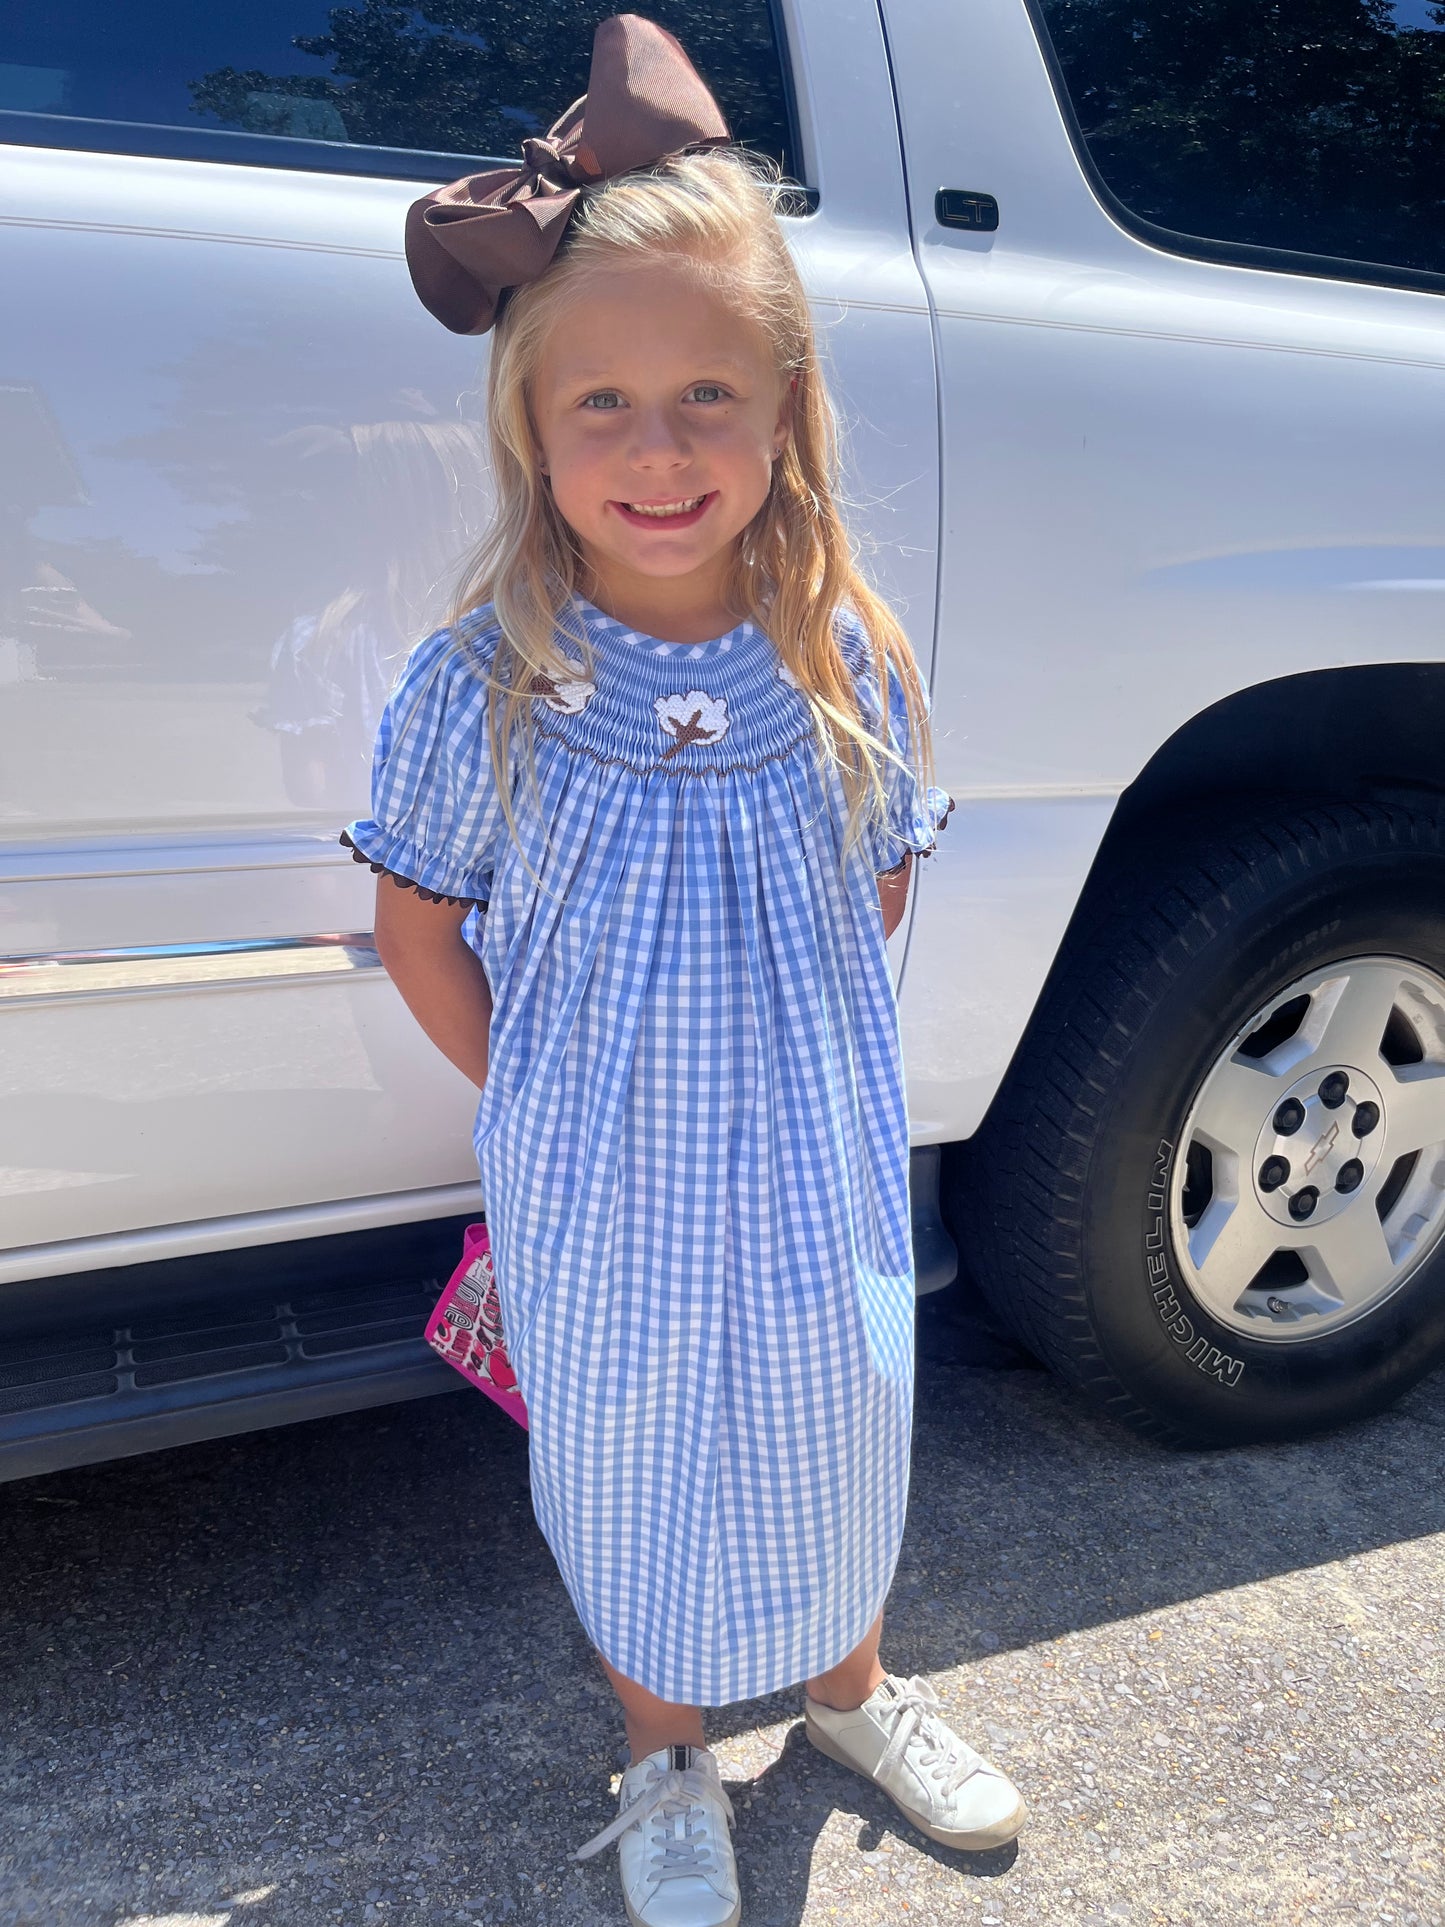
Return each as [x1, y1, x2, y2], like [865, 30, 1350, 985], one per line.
[627, 496, 705, 517]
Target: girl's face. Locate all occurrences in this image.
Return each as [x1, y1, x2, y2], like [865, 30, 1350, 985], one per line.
[530, 258, 790, 626]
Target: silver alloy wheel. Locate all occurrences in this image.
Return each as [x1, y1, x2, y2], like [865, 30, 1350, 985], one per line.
[1169, 955, 1445, 1343]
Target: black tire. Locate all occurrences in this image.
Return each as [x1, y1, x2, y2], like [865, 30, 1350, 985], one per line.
[960, 793, 1445, 1447]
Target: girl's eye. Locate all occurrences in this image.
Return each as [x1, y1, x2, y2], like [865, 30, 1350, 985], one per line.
[581, 391, 623, 410]
[688, 384, 726, 404]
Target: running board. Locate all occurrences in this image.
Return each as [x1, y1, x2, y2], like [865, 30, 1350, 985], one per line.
[3, 1150, 957, 1482]
[0, 1273, 462, 1483]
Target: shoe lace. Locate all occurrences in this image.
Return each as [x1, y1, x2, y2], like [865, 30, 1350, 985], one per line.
[877, 1675, 988, 1791]
[570, 1758, 736, 1878]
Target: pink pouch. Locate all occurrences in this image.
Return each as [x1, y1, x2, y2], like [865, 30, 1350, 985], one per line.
[424, 1220, 529, 1430]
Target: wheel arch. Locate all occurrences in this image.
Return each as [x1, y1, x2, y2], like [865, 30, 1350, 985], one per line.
[1106, 660, 1445, 856]
[966, 661, 1445, 1144]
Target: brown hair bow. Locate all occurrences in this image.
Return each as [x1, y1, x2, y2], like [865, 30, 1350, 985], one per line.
[404, 13, 731, 336]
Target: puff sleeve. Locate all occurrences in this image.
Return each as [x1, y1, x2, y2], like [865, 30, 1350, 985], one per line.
[340, 617, 507, 910]
[844, 623, 956, 876]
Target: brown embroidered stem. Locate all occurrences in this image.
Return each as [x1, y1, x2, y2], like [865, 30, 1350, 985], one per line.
[658, 709, 721, 759]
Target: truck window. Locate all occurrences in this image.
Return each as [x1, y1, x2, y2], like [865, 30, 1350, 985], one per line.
[0, 0, 794, 183]
[1030, 0, 1445, 294]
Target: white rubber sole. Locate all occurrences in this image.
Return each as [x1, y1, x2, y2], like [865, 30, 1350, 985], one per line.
[804, 1712, 1028, 1851]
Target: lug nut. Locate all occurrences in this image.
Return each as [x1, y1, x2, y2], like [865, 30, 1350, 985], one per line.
[1259, 1156, 1291, 1192]
[1289, 1186, 1320, 1221]
[1319, 1071, 1350, 1109]
[1353, 1101, 1380, 1137]
[1273, 1099, 1306, 1136]
[1336, 1159, 1364, 1194]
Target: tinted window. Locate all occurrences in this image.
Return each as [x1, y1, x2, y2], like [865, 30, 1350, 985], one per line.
[1033, 0, 1445, 285]
[0, 1, 793, 178]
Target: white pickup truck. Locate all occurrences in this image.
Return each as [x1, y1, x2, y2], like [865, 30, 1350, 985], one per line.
[5, 0, 1445, 1475]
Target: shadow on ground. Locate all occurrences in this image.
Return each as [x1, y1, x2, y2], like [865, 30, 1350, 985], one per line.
[2, 1288, 1440, 1926]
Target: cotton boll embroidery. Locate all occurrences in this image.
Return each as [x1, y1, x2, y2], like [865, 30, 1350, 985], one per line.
[655, 690, 730, 759]
[776, 660, 802, 692]
[529, 660, 597, 714]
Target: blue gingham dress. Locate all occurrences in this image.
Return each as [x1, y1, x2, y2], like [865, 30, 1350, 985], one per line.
[343, 596, 952, 1705]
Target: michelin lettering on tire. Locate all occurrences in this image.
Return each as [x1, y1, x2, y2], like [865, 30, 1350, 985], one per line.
[954, 798, 1445, 1443]
[1145, 1139, 1246, 1387]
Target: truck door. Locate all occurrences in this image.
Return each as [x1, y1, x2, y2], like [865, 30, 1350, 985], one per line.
[880, 0, 1445, 1146]
[0, 0, 936, 1278]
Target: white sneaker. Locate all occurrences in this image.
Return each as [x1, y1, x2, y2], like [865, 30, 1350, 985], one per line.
[572, 1742, 742, 1927]
[805, 1673, 1026, 1850]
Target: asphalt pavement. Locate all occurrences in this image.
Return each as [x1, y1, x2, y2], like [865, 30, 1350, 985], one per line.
[3, 1297, 1441, 1927]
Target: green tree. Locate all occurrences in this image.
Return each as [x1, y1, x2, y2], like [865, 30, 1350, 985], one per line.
[190, 1, 791, 169]
[1037, 0, 1445, 272]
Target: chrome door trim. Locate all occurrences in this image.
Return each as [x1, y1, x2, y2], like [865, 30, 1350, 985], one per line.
[0, 933, 382, 1003]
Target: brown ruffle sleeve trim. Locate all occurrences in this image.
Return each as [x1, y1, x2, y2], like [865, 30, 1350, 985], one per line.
[876, 792, 956, 878]
[339, 831, 486, 910]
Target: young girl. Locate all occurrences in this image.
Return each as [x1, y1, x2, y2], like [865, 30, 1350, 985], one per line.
[341, 17, 1025, 1924]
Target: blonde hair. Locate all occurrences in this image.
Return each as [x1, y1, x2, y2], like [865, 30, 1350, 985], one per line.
[431, 145, 937, 882]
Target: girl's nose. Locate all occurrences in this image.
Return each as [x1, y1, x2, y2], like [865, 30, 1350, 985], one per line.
[627, 408, 690, 470]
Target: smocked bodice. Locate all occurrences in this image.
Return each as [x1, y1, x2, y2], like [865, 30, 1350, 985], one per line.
[528, 596, 816, 779]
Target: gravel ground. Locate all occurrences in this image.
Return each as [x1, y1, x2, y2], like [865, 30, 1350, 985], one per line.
[2, 1308, 1442, 1927]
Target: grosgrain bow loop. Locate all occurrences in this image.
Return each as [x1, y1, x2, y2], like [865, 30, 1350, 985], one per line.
[405, 13, 731, 336]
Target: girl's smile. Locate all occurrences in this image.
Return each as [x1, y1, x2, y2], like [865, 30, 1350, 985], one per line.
[531, 260, 789, 641]
[610, 490, 717, 529]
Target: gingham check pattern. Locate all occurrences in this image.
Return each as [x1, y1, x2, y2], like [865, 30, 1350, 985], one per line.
[344, 598, 950, 1704]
